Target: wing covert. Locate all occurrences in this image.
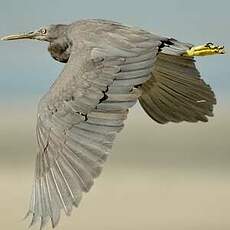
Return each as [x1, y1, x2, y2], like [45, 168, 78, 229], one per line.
[27, 22, 162, 229]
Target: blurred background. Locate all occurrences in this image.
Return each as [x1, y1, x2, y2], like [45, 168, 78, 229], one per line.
[0, 0, 229, 229]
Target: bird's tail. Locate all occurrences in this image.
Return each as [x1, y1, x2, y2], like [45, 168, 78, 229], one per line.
[138, 40, 217, 124]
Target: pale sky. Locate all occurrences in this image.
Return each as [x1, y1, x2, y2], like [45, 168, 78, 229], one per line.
[0, 0, 229, 104]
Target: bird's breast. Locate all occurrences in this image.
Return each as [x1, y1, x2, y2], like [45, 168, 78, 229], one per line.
[48, 40, 71, 63]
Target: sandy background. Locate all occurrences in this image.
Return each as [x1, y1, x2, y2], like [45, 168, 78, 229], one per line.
[0, 105, 230, 230]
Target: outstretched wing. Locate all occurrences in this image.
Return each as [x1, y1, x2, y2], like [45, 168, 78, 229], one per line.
[27, 23, 162, 229]
[139, 53, 216, 123]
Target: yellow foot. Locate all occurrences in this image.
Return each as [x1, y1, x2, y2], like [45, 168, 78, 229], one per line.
[183, 43, 225, 57]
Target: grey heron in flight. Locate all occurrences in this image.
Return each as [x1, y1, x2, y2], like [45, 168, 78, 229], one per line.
[1, 19, 225, 229]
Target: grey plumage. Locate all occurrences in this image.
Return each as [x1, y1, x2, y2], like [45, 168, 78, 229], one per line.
[139, 53, 216, 124]
[1, 19, 217, 229]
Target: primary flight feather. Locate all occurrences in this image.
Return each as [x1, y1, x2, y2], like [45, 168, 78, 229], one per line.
[1, 19, 224, 229]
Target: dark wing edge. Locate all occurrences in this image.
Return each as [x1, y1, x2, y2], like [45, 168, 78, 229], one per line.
[26, 26, 162, 229]
[139, 52, 216, 124]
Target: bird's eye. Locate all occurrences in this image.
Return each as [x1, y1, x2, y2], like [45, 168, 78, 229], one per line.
[40, 28, 47, 35]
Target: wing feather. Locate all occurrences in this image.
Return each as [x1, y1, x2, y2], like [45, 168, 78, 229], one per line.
[27, 20, 161, 229]
[139, 53, 216, 123]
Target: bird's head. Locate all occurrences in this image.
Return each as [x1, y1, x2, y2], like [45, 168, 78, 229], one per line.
[1, 24, 68, 42]
[1, 24, 71, 63]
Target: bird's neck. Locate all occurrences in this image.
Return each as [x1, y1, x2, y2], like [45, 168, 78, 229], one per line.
[48, 38, 72, 63]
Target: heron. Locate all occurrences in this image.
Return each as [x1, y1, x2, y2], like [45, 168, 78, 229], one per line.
[1, 19, 225, 229]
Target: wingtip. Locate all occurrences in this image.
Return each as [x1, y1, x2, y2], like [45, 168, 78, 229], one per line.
[22, 211, 31, 221]
[0, 36, 8, 41]
[27, 213, 40, 229]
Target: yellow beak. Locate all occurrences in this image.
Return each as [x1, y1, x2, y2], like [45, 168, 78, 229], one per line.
[1, 31, 37, 41]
